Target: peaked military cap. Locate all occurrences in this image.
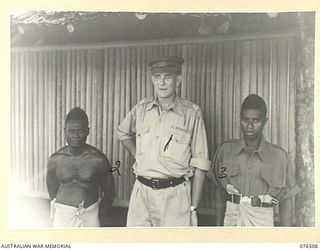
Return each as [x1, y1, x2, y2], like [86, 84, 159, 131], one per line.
[149, 56, 185, 74]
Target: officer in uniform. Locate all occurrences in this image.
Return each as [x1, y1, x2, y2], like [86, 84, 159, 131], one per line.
[117, 56, 210, 227]
[209, 94, 299, 226]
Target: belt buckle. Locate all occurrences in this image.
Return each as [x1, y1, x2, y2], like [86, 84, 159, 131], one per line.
[151, 179, 160, 190]
[241, 196, 252, 205]
[230, 194, 240, 203]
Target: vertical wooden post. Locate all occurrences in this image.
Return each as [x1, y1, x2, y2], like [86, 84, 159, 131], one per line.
[295, 13, 315, 227]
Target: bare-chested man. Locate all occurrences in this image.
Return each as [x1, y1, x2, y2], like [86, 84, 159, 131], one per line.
[46, 107, 115, 227]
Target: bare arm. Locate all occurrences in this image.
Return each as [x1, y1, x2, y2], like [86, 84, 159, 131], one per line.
[207, 144, 228, 225]
[279, 197, 293, 226]
[98, 157, 115, 227]
[189, 110, 210, 208]
[278, 155, 299, 227]
[46, 158, 59, 200]
[119, 138, 136, 159]
[215, 188, 227, 226]
[98, 157, 115, 208]
[191, 168, 206, 208]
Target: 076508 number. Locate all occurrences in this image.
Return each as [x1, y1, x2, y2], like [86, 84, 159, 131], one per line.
[300, 244, 318, 248]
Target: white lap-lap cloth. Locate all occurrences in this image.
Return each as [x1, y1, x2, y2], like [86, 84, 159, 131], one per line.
[51, 199, 100, 228]
[224, 201, 274, 227]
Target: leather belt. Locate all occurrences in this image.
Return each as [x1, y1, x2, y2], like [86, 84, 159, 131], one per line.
[137, 176, 185, 190]
[227, 193, 275, 207]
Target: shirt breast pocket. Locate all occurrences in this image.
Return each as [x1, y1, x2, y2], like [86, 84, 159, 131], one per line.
[261, 164, 285, 188]
[162, 131, 191, 164]
[136, 125, 150, 155]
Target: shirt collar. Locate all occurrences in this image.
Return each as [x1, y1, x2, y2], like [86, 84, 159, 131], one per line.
[235, 136, 267, 163]
[234, 138, 246, 156]
[146, 95, 184, 116]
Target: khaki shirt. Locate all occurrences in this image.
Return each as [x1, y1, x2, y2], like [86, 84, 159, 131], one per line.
[211, 137, 296, 199]
[117, 96, 210, 179]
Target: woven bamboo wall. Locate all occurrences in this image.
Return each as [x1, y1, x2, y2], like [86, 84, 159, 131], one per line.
[11, 32, 297, 213]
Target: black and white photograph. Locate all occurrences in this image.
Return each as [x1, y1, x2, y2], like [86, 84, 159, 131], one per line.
[9, 11, 315, 231]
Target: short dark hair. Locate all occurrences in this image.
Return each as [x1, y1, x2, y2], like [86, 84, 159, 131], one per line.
[65, 107, 89, 127]
[240, 94, 267, 118]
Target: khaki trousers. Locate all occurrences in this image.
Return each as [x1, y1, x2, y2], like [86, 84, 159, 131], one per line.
[127, 179, 192, 227]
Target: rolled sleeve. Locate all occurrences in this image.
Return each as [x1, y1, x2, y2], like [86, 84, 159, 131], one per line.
[190, 157, 211, 171]
[189, 111, 210, 171]
[117, 105, 137, 141]
[209, 144, 228, 189]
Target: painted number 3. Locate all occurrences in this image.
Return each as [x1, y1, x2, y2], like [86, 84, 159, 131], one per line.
[217, 166, 227, 179]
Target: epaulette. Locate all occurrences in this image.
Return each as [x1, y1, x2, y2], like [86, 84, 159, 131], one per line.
[181, 99, 200, 112]
[218, 139, 241, 149]
[271, 143, 288, 155]
[138, 97, 154, 106]
[221, 139, 240, 145]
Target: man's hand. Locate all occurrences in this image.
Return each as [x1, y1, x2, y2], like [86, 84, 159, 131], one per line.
[226, 184, 240, 195]
[99, 201, 113, 227]
[258, 194, 279, 204]
[190, 211, 198, 226]
[50, 198, 56, 219]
